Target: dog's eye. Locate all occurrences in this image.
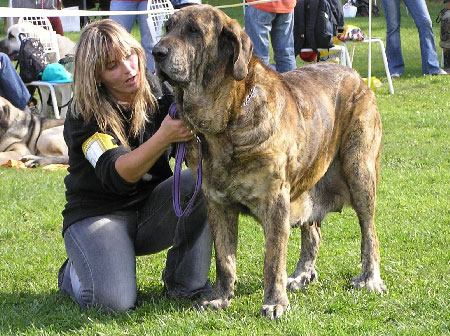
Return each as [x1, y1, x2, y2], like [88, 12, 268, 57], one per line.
[187, 24, 199, 34]
[164, 23, 171, 34]
[8, 32, 13, 39]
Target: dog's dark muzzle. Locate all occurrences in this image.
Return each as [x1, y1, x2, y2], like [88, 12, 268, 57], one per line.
[152, 44, 169, 63]
[152, 43, 174, 84]
[152, 40, 190, 86]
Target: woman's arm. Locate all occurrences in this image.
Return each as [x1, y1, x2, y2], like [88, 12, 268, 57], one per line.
[115, 114, 195, 183]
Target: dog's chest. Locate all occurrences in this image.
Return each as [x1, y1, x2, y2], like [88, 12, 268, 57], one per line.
[202, 169, 265, 207]
[200, 149, 275, 207]
[200, 151, 235, 204]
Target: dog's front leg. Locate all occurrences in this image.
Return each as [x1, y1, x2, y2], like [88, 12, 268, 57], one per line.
[260, 188, 291, 319]
[197, 201, 239, 311]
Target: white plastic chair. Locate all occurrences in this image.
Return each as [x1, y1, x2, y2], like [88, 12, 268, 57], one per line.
[348, 38, 394, 94]
[146, 0, 175, 44]
[18, 16, 72, 118]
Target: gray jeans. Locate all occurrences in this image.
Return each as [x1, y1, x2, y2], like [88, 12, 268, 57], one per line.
[60, 169, 212, 312]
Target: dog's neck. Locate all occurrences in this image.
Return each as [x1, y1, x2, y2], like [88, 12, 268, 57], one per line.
[173, 58, 266, 141]
[173, 76, 241, 135]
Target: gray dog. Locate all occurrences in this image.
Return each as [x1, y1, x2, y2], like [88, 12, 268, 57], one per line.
[0, 97, 68, 167]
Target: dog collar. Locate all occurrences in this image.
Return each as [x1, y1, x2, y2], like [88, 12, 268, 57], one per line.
[242, 86, 256, 107]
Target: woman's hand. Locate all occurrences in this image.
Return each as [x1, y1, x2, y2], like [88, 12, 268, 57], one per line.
[115, 114, 196, 183]
[157, 114, 196, 144]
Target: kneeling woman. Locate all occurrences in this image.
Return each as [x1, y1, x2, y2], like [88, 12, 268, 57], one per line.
[58, 20, 212, 312]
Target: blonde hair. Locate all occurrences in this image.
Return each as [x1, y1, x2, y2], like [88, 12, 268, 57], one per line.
[72, 19, 156, 147]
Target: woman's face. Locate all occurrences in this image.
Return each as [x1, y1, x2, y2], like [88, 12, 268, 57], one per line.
[98, 50, 140, 103]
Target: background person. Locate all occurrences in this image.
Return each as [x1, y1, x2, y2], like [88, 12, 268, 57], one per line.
[110, 0, 155, 72]
[244, 0, 297, 73]
[380, 0, 448, 76]
[57, 19, 212, 312]
[0, 52, 31, 111]
[13, 0, 65, 35]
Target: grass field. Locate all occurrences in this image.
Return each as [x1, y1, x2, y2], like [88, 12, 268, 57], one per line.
[0, 1, 449, 335]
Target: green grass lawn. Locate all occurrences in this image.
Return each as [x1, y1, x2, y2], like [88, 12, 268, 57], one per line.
[0, 1, 449, 335]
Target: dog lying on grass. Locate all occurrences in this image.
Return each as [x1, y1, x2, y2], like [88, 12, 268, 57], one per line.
[0, 97, 68, 167]
[153, 4, 386, 319]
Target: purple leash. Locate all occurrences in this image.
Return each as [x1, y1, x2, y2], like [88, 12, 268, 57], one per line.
[168, 103, 203, 217]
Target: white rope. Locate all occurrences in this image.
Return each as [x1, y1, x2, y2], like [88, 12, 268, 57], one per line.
[216, 0, 278, 9]
[1, 8, 158, 17]
[0, 0, 279, 18]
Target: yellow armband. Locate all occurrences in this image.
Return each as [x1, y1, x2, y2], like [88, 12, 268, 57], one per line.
[82, 132, 118, 168]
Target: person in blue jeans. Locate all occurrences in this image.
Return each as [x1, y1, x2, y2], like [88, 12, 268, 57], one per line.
[381, 0, 448, 76]
[0, 53, 31, 110]
[244, 0, 297, 73]
[57, 20, 212, 313]
[110, 0, 155, 72]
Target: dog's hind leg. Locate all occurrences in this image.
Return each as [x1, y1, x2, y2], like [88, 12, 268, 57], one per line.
[197, 202, 239, 311]
[287, 159, 348, 291]
[341, 94, 386, 293]
[287, 221, 321, 290]
[346, 173, 386, 293]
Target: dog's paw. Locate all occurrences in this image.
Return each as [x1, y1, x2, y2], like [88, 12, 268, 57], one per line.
[20, 155, 68, 168]
[351, 274, 387, 293]
[194, 297, 231, 311]
[287, 269, 317, 290]
[261, 302, 290, 320]
[20, 155, 42, 168]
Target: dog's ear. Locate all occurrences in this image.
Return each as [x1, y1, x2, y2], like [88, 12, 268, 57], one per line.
[222, 18, 253, 81]
[0, 98, 11, 128]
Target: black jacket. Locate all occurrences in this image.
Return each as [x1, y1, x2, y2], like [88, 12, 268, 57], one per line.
[62, 94, 174, 234]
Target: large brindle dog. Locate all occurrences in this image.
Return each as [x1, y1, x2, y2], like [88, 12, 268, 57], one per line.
[153, 5, 386, 319]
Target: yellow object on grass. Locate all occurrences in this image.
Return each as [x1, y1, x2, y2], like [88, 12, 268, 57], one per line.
[363, 77, 383, 89]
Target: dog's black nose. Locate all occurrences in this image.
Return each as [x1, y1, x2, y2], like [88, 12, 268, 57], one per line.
[152, 45, 169, 62]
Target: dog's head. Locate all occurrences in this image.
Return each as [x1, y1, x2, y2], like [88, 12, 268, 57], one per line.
[0, 25, 21, 60]
[153, 4, 253, 87]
